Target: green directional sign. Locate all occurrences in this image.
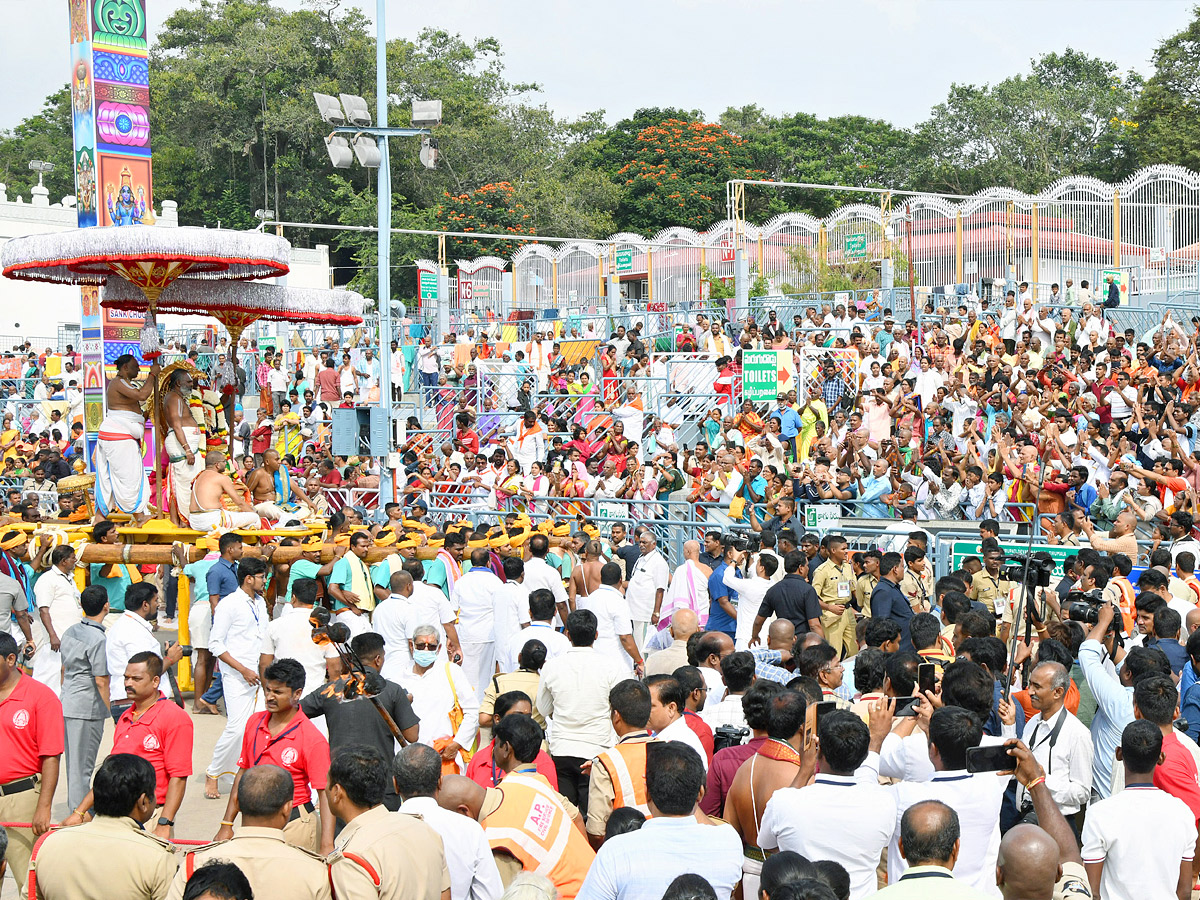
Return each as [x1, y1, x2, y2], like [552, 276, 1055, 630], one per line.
[616, 248, 634, 273]
[845, 232, 867, 259]
[418, 271, 438, 301]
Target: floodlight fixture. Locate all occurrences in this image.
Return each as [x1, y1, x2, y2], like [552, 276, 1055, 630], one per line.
[339, 93, 373, 127]
[324, 134, 354, 168]
[28, 160, 55, 187]
[255, 208, 275, 220]
[313, 92, 345, 126]
[352, 134, 382, 168]
[411, 100, 442, 128]
[419, 137, 439, 170]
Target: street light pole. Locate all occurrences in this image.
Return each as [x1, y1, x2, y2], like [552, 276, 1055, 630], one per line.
[375, 0, 395, 496]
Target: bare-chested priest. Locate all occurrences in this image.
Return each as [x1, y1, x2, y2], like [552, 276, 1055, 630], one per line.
[94, 353, 159, 525]
[163, 368, 204, 526]
[246, 449, 314, 525]
[190, 451, 260, 531]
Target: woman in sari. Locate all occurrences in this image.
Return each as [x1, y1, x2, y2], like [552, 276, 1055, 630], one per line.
[600, 347, 618, 406]
[0, 415, 20, 463]
[272, 401, 304, 460]
[22, 358, 38, 400]
[733, 400, 764, 447]
[602, 420, 629, 471]
[495, 458, 526, 510]
[575, 372, 598, 418]
[703, 408, 724, 452]
[521, 461, 551, 516]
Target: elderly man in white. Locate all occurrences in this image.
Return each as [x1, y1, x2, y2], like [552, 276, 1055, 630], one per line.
[449, 547, 504, 692]
[31, 545, 82, 696]
[659, 540, 713, 627]
[400, 623, 479, 771]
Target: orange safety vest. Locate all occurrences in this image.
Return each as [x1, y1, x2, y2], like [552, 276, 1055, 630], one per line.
[595, 739, 655, 814]
[483, 773, 595, 900]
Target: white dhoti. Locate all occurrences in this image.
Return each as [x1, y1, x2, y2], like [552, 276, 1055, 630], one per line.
[742, 855, 763, 900]
[334, 609, 370, 638]
[31, 646, 62, 697]
[253, 500, 311, 525]
[93, 410, 149, 516]
[189, 508, 261, 532]
[166, 426, 204, 524]
[459, 640, 496, 694]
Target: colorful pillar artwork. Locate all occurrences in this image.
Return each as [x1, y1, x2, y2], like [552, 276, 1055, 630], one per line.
[67, 0, 153, 460]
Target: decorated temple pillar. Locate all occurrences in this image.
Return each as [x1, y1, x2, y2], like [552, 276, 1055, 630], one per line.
[67, 0, 153, 463]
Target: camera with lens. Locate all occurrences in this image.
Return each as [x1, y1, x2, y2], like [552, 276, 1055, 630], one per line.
[724, 532, 761, 554]
[1064, 589, 1106, 624]
[1002, 553, 1054, 590]
[713, 724, 750, 752]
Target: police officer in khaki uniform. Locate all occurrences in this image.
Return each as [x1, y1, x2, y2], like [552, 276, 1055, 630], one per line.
[968, 547, 1011, 615]
[32, 754, 176, 900]
[327, 745, 451, 900]
[166, 765, 330, 900]
[899, 545, 934, 614]
[810, 536, 857, 659]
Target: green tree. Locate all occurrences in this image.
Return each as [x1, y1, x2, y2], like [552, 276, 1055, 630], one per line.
[0, 88, 75, 201]
[911, 49, 1141, 194]
[1136, 10, 1200, 171]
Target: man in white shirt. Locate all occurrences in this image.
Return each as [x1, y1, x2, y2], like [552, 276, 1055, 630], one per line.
[536, 608, 627, 816]
[374, 565, 461, 682]
[398, 625, 479, 771]
[503, 589, 570, 674]
[205, 556, 270, 800]
[883, 707, 1007, 895]
[450, 548, 504, 693]
[645, 674, 709, 772]
[1017, 662, 1093, 820]
[577, 562, 641, 674]
[1081, 720, 1197, 900]
[491, 557, 531, 674]
[624, 532, 671, 650]
[758, 709, 897, 899]
[105, 582, 183, 717]
[522, 533, 569, 623]
[578, 741, 741, 900]
[394, 743, 503, 900]
[31, 545, 83, 696]
[259, 577, 339, 700]
[389, 339, 406, 402]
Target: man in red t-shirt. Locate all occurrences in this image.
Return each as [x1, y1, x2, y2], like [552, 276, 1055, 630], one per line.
[0, 632, 64, 892]
[62, 650, 194, 841]
[216, 658, 332, 854]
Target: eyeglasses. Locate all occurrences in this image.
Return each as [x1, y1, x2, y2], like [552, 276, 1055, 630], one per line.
[412, 642, 439, 651]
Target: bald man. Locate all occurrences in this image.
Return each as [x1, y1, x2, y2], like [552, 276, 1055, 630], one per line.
[645, 609, 700, 677]
[998, 742, 1091, 900]
[871, 800, 990, 898]
[750, 619, 799, 685]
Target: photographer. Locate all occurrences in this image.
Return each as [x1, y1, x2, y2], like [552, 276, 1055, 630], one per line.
[1078, 599, 1174, 800]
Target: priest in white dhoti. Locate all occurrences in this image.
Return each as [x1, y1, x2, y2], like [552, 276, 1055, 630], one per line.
[94, 354, 158, 525]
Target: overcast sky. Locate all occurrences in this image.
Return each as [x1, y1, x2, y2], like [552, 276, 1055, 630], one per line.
[1, 0, 1194, 132]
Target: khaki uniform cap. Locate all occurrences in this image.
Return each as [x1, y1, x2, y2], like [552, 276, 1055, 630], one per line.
[165, 826, 331, 900]
[328, 805, 451, 900]
[32, 815, 176, 900]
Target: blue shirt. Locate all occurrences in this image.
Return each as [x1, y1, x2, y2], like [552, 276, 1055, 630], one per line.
[206, 557, 240, 603]
[1146, 637, 1190, 675]
[771, 407, 802, 440]
[88, 563, 133, 612]
[870, 578, 913, 652]
[1079, 638, 1134, 799]
[707, 563, 737, 636]
[858, 474, 892, 518]
[750, 648, 792, 684]
[183, 558, 217, 606]
[1069, 483, 1098, 514]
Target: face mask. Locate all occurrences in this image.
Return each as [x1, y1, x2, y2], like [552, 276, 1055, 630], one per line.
[413, 649, 438, 667]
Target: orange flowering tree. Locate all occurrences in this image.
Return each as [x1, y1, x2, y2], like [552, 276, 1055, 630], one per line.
[436, 181, 538, 257]
[616, 119, 759, 234]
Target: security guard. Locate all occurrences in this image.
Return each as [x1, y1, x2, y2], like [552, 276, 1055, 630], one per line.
[898, 545, 934, 614]
[0, 631, 63, 894]
[854, 550, 880, 618]
[968, 547, 1011, 615]
[810, 536, 858, 659]
[166, 765, 330, 900]
[327, 745, 451, 900]
[31, 754, 176, 899]
[587, 679, 658, 846]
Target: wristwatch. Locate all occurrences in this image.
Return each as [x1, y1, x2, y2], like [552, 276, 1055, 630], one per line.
[158, 816, 174, 827]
